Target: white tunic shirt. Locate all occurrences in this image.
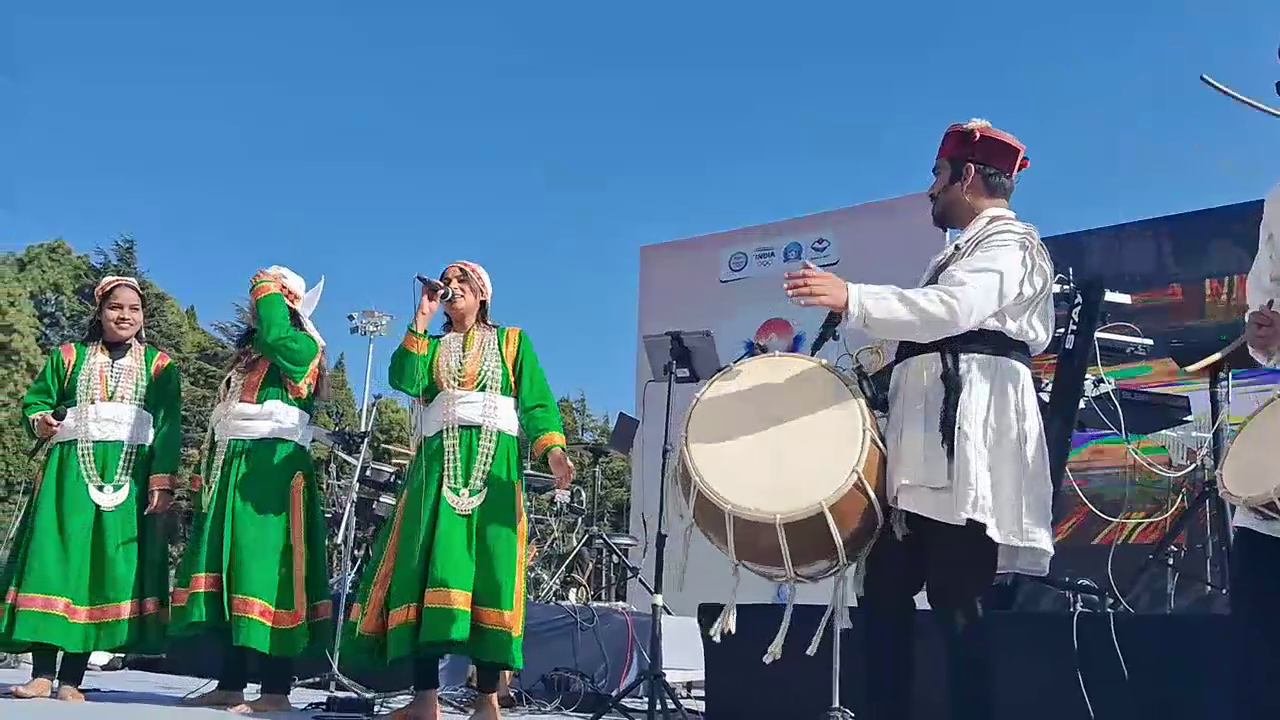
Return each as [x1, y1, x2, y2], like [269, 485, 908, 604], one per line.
[1235, 183, 1280, 540]
[843, 207, 1057, 576]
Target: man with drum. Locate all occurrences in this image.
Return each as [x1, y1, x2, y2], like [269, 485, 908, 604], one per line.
[1235, 181, 1280, 719]
[783, 120, 1055, 719]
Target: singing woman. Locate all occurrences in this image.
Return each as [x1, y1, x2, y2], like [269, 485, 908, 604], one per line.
[1, 276, 180, 702]
[171, 266, 333, 715]
[343, 261, 573, 720]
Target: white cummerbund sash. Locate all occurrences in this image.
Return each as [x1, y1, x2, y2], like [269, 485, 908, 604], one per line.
[51, 402, 155, 446]
[215, 400, 314, 448]
[414, 390, 520, 440]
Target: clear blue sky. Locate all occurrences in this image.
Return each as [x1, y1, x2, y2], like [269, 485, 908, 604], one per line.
[3, 2, 1277, 416]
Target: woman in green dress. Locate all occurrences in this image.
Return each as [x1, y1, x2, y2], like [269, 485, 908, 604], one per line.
[171, 266, 333, 715]
[343, 261, 574, 720]
[2, 276, 180, 703]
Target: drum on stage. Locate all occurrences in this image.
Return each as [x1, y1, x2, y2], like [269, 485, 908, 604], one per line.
[675, 352, 888, 584]
[1220, 394, 1280, 520]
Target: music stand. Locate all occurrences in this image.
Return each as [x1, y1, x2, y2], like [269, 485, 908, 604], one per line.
[590, 330, 719, 720]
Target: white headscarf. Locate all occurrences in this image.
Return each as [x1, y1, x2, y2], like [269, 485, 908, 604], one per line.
[263, 265, 326, 348]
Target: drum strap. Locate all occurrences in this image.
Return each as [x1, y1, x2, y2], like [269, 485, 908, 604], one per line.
[893, 329, 1032, 462]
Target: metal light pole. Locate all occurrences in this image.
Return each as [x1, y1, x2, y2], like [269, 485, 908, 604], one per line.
[348, 310, 392, 431]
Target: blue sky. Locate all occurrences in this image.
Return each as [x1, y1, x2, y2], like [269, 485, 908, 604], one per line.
[2, 2, 1277, 416]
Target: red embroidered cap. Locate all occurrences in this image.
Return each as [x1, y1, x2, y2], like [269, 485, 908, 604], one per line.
[936, 119, 1030, 177]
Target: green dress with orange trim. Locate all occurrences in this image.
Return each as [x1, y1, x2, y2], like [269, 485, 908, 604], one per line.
[0, 341, 181, 654]
[169, 276, 333, 658]
[341, 323, 566, 672]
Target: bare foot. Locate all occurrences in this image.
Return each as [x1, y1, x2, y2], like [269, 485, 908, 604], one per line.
[56, 685, 86, 702]
[469, 692, 502, 720]
[228, 693, 293, 714]
[380, 690, 442, 719]
[10, 677, 54, 699]
[180, 688, 245, 707]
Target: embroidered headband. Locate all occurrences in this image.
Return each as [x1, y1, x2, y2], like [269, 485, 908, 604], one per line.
[445, 261, 493, 302]
[94, 276, 142, 304]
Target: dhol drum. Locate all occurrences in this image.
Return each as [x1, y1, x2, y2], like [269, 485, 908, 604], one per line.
[677, 352, 887, 584]
[1220, 393, 1280, 520]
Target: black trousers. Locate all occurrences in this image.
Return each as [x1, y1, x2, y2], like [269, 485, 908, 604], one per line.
[29, 644, 90, 687]
[1230, 527, 1280, 719]
[861, 511, 998, 720]
[412, 655, 503, 694]
[215, 645, 294, 696]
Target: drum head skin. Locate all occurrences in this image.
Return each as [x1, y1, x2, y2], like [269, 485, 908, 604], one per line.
[684, 354, 866, 520]
[677, 353, 886, 577]
[1222, 395, 1280, 502]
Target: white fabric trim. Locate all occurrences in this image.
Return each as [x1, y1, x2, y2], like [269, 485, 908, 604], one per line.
[214, 399, 314, 447]
[53, 402, 155, 446]
[414, 390, 519, 439]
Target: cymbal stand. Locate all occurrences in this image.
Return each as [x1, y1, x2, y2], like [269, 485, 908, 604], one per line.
[535, 448, 664, 608]
[1119, 360, 1233, 605]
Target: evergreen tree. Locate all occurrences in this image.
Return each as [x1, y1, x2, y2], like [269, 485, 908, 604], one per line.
[0, 260, 45, 529]
[370, 396, 413, 464]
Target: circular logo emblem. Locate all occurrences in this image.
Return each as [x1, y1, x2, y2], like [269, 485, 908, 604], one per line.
[783, 241, 803, 262]
[728, 251, 749, 273]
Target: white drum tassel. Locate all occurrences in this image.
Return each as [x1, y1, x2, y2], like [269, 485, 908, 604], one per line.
[806, 503, 852, 656]
[672, 471, 700, 592]
[709, 510, 740, 641]
[764, 516, 797, 664]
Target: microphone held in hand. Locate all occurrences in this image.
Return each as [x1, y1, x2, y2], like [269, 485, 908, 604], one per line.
[809, 311, 843, 357]
[29, 406, 68, 458]
[414, 275, 454, 303]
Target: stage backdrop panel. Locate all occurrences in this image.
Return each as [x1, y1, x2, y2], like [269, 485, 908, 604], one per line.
[630, 193, 943, 616]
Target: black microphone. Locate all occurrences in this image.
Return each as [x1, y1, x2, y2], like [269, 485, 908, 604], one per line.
[29, 406, 67, 458]
[414, 275, 454, 302]
[809, 311, 843, 356]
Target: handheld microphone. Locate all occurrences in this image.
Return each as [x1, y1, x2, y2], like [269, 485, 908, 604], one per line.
[809, 311, 843, 356]
[414, 275, 454, 302]
[29, 406, 68, 458]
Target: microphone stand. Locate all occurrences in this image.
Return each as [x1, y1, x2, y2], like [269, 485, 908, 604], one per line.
[591, 332, 696, 720]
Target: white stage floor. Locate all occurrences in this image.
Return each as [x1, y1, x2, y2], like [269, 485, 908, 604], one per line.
[0, 666, 704, 718]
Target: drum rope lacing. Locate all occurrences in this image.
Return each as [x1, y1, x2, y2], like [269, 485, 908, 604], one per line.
[673, 421, 888, 664]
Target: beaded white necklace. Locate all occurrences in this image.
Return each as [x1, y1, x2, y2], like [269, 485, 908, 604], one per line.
[75, 341, 147, 510]
[434, 325, 502, 515]
[197, 361, 251, 512]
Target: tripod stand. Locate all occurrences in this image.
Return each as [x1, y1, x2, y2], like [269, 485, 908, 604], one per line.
[1120, 356, 1237, 605]
[298, 401, 381, 706]
[592, 330, 717, 720]
[538, 441, 664, 608]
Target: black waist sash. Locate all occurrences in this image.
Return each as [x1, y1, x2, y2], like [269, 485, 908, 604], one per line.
[891, 328, 1032, 462]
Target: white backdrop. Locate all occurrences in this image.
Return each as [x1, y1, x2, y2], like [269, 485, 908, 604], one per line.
[629, 193, 945, 617]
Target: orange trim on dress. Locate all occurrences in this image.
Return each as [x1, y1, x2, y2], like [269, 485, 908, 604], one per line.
[352, 492, 408, 635]
[59, 344, 77, 387]
[151, 352, 172, 380]
[148, 474, 175, 491]
[472, 484, 529, 635]
[531, 432, 566, 460]
[250, 279, 283, 303]
[169, 475, 332, 629]
[238, 358, 269, 403]
[285, 354, 322, 400]
[402, 331, 432, 355]
[1, 588, 166, 625]
[502, 328, 521, 394]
